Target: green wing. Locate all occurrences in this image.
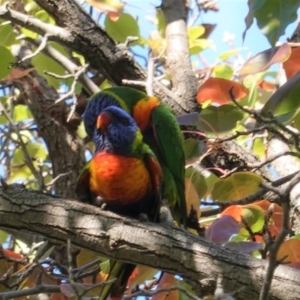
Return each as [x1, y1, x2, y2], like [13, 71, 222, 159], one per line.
[150, 104, 187, 227]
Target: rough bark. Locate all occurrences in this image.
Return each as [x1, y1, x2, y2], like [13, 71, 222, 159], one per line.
[0, 184, 300, 300]
[162, 0, 199, 112]
[12, 44, 85, 198]
[266, 138, 300, 234]
[0, 2, 190, 114]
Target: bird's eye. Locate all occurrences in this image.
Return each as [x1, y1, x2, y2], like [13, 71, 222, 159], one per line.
[120, 118, 129, 126]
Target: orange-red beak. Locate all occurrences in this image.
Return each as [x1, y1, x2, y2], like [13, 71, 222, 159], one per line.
[96, 112, 112, 133]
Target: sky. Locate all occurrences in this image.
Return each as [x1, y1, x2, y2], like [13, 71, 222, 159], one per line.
[122, 0, 299, 67]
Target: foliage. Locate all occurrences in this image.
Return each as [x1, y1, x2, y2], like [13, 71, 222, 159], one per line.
[0, 0, 300, 299]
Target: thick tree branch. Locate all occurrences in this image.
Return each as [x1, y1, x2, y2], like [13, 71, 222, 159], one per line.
[26, 37, 99, 95]
[162, 0, 198, 112]
[11, 43, 85, 198]
[267, 137, 300, 234]
[0, 184, 300, 300]
[0, 3, 190, 114]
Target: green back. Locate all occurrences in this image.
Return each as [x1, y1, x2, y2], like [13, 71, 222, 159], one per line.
[150, 105, 186, 226]
[102, 87, 147, 112]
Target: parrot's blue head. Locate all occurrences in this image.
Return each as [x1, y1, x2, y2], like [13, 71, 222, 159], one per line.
[93, 106, 142, 155]
[83, 93, 121, 140]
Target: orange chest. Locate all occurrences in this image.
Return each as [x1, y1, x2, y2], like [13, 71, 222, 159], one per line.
[90, 152, 151, 203]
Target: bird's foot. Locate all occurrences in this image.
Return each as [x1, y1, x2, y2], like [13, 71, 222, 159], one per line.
[159, 200, 174, 226]
[138, 213, 149, 222]
[94, 196, 107, 210]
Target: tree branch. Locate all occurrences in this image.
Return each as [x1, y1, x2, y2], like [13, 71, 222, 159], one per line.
[11, 43, 85, 198]
[0, 184, 300, 300]
[0, 2, 189, 114]
[161, 0, 198, 112]
[266, 137, 300, 234]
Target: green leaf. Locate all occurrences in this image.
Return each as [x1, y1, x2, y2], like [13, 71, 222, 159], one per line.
[189, 38, 213, 55]
[252, 138, 265, 158]
[32, 42, 67, 89]
[11, 130, 34, 144]
[183, 138, 204, 161]
[9, 142, 48, 184]
[185, 166, 207, 199]
[13, 105, 33, 122]
[0, 46, 14, 80]
[35, 10, 55, 24]
[243, 0, 266, 42]
[72, 51, 86, 66]
[212, 64, 234, 80]
[12, 142, 48, 165]
[294, 110, 300, 131]
[245, 0, 300, 46]
[211, 172, 263, 202]
[241, 205, 265, 233]
[0, 230, 9, 243]
[24, 1, 40, 13]
[187, 26, 205, 40]
[196, 105, 244, 137]
[0, 22, 17, 46]
[77, 121, 87, 139]
[21, 27, 39, 39]
[0, 96, 8, 124]
[105, 12, 140, 43]
[9, 166, 33, 183]
[156, 8, 166, 36]
[219, 48, 242, 61]
[100, 259, 111, 275]
[261, 71, 300, 123]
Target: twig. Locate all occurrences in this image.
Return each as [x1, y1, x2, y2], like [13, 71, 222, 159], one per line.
[45, 171, 72, 187]
[246, 151, 300, 170]
[122, 79, 147, 87]
[219, 125, 268, 142]
[229, 88, 300, 152]
[217, 171, 300, 206]
[122, 284, 203, 300]
[0, 102, 44, 190]
[123, 36, 139, 47]
[30, 38, 99, 95]
[44, 71, 75, 79]
[259, 174, 299, 299]
[14, 34, 51, 66]
[0, 4, 71, 40]
[146, 50, 154, 96]
[48, 64, 89, 122]
[0, 284, 61, 299]
[53, 64, 89, 103]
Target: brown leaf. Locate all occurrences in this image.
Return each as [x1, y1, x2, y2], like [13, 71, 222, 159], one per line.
[201, 23, 216, 39]
[239, 43, 291, 77]
[196, 77, 248, 105]
[84, 0, 123, 21]
[283, 47, 300, 80]
[151, 273, 179, 300]
[257, 79, 276, 92]
[2, 68, 35, 81]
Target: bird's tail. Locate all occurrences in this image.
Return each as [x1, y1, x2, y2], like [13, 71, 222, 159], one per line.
[99, 260, 136, 300]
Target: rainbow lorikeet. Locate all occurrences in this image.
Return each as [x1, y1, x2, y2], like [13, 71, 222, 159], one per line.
[83, 87, 187, 227]
[75, 106, 163, 299]
[76, 105, 162, 219]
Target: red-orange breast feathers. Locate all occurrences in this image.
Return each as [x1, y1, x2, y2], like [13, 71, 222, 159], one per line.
[89, 151, 154, 205]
